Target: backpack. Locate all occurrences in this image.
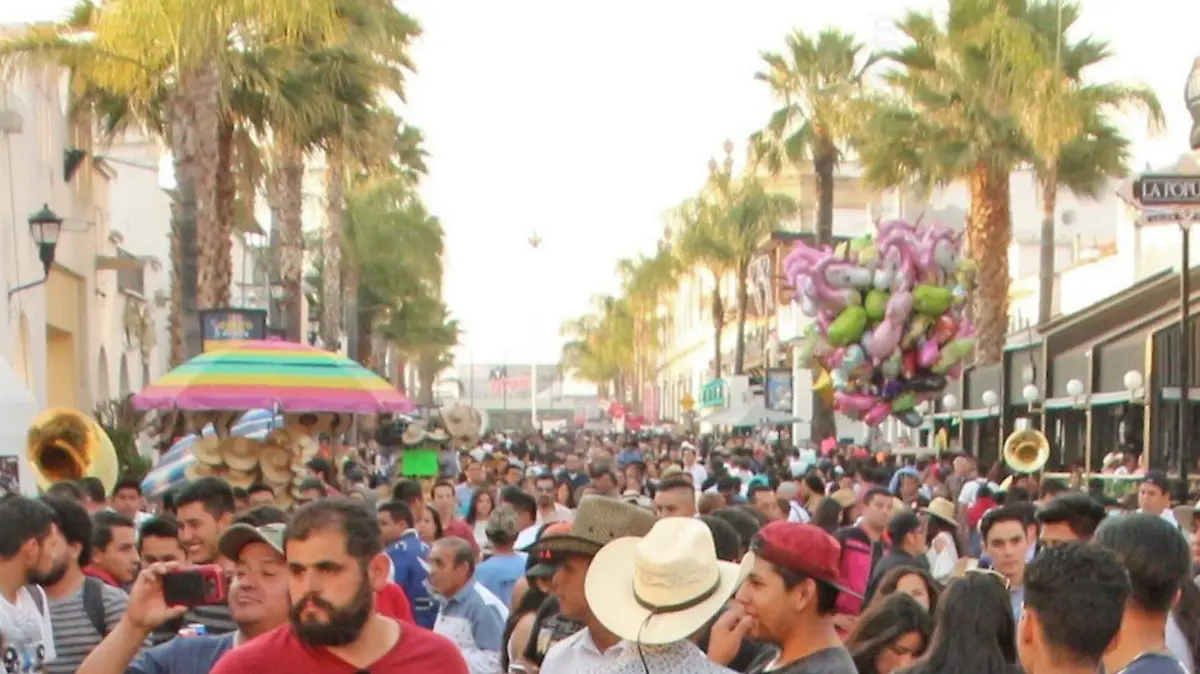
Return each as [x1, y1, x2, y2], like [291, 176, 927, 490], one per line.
[26, 578, 107, 636]
[834, 529, 886, 616]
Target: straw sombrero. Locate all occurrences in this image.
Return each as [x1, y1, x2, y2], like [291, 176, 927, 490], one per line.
[401, 423, 427, 446]
[830, 488, 857, 509]
[524, 495, 656, 557]
[921, 497, 958, 527]
[185, 461, 215, 481]
[224, 468, 257, 489]
[221, 437, 261, 473]
[585, 517, 752, 645]
[192, 437, 224, 467]
[427, 428, 450, 443]
[259, 446, 292, 485]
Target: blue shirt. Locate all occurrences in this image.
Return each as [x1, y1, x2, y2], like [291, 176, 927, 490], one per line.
[474, 553, 527, 607]
[386, 530, 438, 629]
[456, 483, 476, 517]
[434, 580, 507, 674]
[128, 632, 236, 674]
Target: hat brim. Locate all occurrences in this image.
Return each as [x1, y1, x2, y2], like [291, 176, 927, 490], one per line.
[522, 533, 602, 558]
[526, 561, 559, 579]
[920, 507, 957, 528]
[218, 523, 283, 561]
[585, 541, 753, 646]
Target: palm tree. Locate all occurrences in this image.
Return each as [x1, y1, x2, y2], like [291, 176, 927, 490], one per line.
[724, 177, 797, 373]
[749, 29, 872, 440]
[999, 1, 1162, 324]
[560, 295, 636, 400]
[676, 195, 736, 380]
[856, 0, 1037, 364]
[616, 247, 679, 406]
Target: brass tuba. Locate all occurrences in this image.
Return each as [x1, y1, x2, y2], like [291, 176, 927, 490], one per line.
[1002, 428, 1050, 474]
[27, 409, 119, 494]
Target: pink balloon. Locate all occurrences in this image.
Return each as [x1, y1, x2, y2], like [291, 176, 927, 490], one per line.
[864, 403, 891, 425]
[917, 339, 941, 369]
[834, 391, 875, 413]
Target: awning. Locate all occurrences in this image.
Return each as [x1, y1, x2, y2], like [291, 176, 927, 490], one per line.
[701, 404, 798, 428]
[0, 354, 37, 496]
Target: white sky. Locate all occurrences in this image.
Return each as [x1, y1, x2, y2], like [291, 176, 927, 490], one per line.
[4, 0, 1199, 366]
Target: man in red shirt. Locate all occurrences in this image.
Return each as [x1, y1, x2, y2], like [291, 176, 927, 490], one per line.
[431, 480, 480, 555]
[211, 500, 466, 674]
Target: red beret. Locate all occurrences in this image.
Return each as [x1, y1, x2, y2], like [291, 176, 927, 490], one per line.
[755, 521, 860, 597]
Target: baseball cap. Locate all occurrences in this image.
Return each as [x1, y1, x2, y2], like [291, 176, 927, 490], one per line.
[526, 522, 572, 577]
[754, 521, 862, 598]
[218, 522, 286, 561]
[1141, 469, 1170, 493]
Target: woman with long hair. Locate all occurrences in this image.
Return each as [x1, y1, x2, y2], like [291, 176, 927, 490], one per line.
[899, 571, 1020, 674]
[869, 567, 941, 614]
[847, 593, 932, 674]
[465, 488, 496, 549]
[417, 503, 443, 545]
[921, 500, 965, 580]
[502, 571, 550, 673]
[811, 498, 847, 534]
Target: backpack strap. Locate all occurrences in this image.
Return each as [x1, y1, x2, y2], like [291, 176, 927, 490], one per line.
[23, 584, 45, 617]
[82, 576, 108, 636]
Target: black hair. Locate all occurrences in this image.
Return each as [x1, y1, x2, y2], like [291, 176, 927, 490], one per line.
[378, 501, 415, 529]
[286, 499, 382, 565]
[423, 504, 444, 539]
[46, 481, 86, 503]
[733, 504, 769, 527]
[391, 479, 424, 507]
[657, 475, 695, 493]
[42, 495, 93, 566]
[698, 515, 741, 562]
[903, 572, 1017, 674]
[748, 533, 838, 615]
[111, 476, 142, 498]
[500, 486, 536, 520]
[1039, 479, 1066, 499]
[247, 482, 274, 497]
[296, 478, 328, 497]
[1024, 542, 1128, 667]
[431, 480, 456, 498]
[0, 496, 56, 558]
[305, 457, 335, 485]
[864, 486, 892, 505]
[234, 505, 289, 527]
[587, 462, 613, 480]
[78, 477, 106, 503]
[175, 477, 236, 519]
[464, 488, 495, 526]
[501, 583, 548, 673]
[710, 507, 762, 553]
[92, 511, 136, 553]
[811, 498, 846, 533]
[803, 473, 825, 495]
[533, 472, 556, 487]
[887, 511, 923, 546]
[870, 566, 941, 615]
[231, 486, 249, 501]
[980, 504, 1031, 542]
[1036, 493, 1108, 541]
[847, 593, 932, 674]
[138, 516, 179, 548]
[1094, 513, 1191, 613]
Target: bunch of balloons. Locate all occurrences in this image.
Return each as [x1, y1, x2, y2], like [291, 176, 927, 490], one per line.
[784, 219, 977, 427]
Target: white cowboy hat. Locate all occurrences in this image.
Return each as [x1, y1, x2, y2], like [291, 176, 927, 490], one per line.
[921, 497, 957, 527]
[585, 516, 752, 645]
[401, 423, 427, 446]
[192, 436, 224, 467]
[220, 437, 261, 473]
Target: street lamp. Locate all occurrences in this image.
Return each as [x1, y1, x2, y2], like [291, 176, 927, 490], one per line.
[1125, 370, 1146, 405]
[1066, 378, 1086, 407]
[1022, 384, 1040, 409]
[528, 231, 542, 431]
[981, 389, 999, 412]
[942, 394, 959, 411]
[9, 204, 63, 298]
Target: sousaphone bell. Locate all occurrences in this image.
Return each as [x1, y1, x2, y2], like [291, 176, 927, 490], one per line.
[1002, 428, 1050, 475]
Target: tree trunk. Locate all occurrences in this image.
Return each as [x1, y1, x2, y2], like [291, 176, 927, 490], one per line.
[810, 146, 838, 443]
[322, 142, 344, 347]
[395, 358, 408, 397]
[711, 286, 724, 379]
[734, 261, 749, 374]
[968, 162, 1013, 365]
[190, 59, 222, 313]
[1037, 168, 1058, 326]
[417, 353, 438, 406]
[273, 141, 306, 342]
[214, 119, 235, 308]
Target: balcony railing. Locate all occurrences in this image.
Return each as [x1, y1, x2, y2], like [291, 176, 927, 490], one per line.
[116, 249, 145, 296]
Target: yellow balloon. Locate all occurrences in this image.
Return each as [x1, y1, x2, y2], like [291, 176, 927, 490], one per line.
[813, 369, 835, 407]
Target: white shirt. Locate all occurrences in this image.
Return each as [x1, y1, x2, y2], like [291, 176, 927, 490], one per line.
[1139, 508, 1181, 529]
[0, 585, 56, 673]
[552, 638, 735, 674]
[686, 463, 708, 486]
[514, 524, 540, 551]
[535, 504, 573, 525]
[541, 627, 631, 674]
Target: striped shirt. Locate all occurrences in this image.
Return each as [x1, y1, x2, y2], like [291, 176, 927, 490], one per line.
[46, 580, 129, 674]
[185, 604, 237, 635]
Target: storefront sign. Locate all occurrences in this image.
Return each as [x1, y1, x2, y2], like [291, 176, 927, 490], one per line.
[1134, 174, 1200, 207]
[199, 309, 268, 351]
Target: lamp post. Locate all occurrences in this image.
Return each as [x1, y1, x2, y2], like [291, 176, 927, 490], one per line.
[9, 204, 63, 299]
[528, 231, 542, 431]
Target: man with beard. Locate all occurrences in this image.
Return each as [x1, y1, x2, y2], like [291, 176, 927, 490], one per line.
[39, 497, 130, 674]
[533, 473, 571, 524]
[77, 516, 292, 674]
[0, 495, 67, 674]
[209, 500, 467, 674]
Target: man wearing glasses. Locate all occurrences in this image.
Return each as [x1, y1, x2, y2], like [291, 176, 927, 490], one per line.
[533, 474, 571, 524]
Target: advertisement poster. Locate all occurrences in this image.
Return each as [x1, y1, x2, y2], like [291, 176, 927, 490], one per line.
[765, 368, 794, 412]
[199, 309, 268, 351]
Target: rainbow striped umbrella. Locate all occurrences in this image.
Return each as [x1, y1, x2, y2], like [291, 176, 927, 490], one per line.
[132, 339, 413, 414]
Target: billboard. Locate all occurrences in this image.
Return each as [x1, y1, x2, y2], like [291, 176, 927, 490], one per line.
[199, 309, 268, 351]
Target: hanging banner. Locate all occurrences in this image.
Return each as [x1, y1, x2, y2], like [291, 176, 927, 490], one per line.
[199, 309, 268, 352]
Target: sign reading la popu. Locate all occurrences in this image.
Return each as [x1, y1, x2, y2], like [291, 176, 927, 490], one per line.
[1134, 174, 1200, 206]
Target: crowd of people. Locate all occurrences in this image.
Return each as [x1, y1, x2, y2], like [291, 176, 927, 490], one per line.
[0, 432, 1196, 674]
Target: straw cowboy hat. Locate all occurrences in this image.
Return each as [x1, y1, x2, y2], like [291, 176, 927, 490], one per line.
[259, 446, 292, 485]
[192, 436, 224, 467]
[401, 423, 427, 446]
[185, 460, 215, 481]
[224, 468, 257, 489]
[830, 488, 857, 509]
[585, 517, 752, 645]
[922, 497, 958, 528]
[220, 437, 261, 473]
[427, 428, 451, 443]
[525, 495, 656, 558]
